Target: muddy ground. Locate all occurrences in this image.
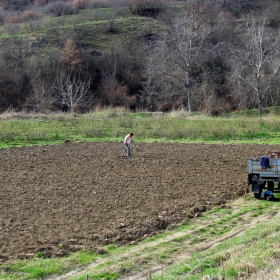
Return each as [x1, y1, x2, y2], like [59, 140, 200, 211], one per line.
[0, 142, 278, 263]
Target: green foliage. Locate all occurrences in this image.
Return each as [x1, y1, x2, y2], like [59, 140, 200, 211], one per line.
[89, 272, 119, 280]
[35, 252, 45, 259]
[5, 258, 64, 279]
[1, 109, 280, 148]
[106, 244, 118, 252]
[68, 250, 97, 264]
[0, 250, 98, 279]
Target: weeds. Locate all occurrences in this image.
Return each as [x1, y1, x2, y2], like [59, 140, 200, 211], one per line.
[0, 110, 280, 148]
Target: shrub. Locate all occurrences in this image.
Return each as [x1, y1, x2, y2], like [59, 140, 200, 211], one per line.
[4, 10, 41, 25]
[73, 0, 87, 10]
[44, 1, 76, 16]
[201, 94, 232, 116]
[5, 15, 21, 24]
[129, 0, 168, 17]
[35, 252, 45, 259]
[33, 0, 48, 6]
[21, 10, 40, 22]
[86, 0, 129, 9]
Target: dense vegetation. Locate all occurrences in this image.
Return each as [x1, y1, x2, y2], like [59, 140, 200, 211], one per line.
[0, 0, 280, 115]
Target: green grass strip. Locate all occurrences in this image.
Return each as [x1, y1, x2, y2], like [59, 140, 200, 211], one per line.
[1, 110, 280, 148]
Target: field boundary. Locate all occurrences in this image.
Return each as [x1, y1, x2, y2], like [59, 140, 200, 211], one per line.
[46, 197, 280, 280]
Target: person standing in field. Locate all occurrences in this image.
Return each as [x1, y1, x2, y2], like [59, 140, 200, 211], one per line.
[122, 133, 133, 158]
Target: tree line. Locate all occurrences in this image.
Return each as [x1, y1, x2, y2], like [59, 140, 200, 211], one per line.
[0, 0, 280, 115]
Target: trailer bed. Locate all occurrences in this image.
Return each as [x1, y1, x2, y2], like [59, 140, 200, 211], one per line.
[248, 152, 280, 198]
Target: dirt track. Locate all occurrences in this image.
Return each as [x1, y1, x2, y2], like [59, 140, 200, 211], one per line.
[0, 142, 278, 263]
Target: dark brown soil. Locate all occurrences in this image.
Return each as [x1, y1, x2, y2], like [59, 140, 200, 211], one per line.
[0, 142, 277, 263]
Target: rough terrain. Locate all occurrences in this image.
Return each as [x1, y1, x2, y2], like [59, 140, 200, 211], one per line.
[0, 142, 278, 263]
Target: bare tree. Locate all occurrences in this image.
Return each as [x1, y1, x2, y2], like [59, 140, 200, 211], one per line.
[0, 71, 23, 112]
[100, 41, 135, 107]
[53, 71, 92, 112]
[2, 36, 31, 71]
[101, 73, 133, 107]
[142, 5, 213, 112]
[26, 78, 54, 113]
[231, 18, 280, 115]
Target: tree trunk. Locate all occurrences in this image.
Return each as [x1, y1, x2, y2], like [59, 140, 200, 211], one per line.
[187, 89, 193, 113]
[186, 70, 193, 113]
[259, 98, 264, 116]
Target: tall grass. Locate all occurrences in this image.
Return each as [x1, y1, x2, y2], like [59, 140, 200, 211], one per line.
[0, 110, 279, 148]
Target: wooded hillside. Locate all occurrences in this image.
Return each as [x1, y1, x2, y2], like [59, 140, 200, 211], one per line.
[0, 0, 280, 115]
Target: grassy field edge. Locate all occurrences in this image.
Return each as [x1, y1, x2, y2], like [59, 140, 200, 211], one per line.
[1, 194, 280, 280]
[1, 108, 280, 148]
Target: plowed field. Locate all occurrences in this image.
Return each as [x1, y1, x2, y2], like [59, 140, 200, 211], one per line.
[0, 142, 277, 263]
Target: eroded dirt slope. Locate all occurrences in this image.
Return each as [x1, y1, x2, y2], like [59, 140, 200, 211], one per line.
[0, 142, 277, 262]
